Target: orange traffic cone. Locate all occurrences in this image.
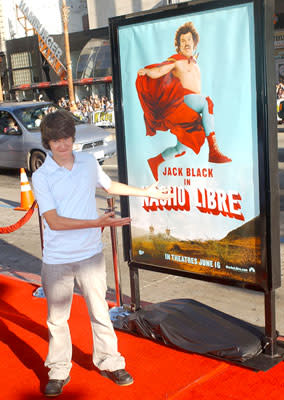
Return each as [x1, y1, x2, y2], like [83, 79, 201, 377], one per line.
[14, 168, 36, 211]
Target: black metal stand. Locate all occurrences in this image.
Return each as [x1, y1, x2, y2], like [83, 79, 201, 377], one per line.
[127, 263, 284, 371]
[129, 265, 141, 311]
[236, 289, 284, 371]
[264, 290, 279, 356]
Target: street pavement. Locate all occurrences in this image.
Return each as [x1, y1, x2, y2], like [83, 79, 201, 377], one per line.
[1, 128, 284, 335]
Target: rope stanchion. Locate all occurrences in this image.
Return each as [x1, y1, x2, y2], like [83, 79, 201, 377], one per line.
[0, 201, 37, 234]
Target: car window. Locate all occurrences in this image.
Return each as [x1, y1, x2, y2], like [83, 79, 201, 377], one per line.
[13, 104, 85, 130]
[14, 105, 56, 130]
[0, 111, 20, 135]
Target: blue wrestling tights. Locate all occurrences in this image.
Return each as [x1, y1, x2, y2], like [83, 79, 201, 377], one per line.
[161, 94, 214, 160]
[184, 93, 214, 137]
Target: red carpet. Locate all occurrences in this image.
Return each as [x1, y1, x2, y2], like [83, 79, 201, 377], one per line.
[1, 275, 284, 399]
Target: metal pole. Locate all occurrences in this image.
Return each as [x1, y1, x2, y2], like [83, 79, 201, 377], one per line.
[130, 265, 141, 311]
[107, 196, 123, 307]
[264, 290, 278, 356]
[61, 0, 76, 111]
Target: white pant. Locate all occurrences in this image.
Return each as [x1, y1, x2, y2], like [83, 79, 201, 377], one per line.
[42, 252, 125, 380]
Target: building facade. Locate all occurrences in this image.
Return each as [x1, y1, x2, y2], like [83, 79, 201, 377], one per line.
[0, 0, 93, 101]
[1, 0, 175, 101]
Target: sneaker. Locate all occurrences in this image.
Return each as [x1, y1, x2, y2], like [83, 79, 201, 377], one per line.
[44, 376, 70, 397]
[101, 369, 134, 386]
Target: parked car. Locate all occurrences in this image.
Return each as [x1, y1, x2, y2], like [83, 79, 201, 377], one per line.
[0, 101, 116, 173]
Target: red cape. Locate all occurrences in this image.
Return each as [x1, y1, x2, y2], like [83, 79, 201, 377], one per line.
[136, 54, 205, 154]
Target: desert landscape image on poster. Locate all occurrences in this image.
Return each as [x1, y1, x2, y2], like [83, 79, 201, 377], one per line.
[131, 216, 264, 285]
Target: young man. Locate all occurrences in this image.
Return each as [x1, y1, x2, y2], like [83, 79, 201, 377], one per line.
[137, 21, 231, 181]
[32, 110, 169, 397]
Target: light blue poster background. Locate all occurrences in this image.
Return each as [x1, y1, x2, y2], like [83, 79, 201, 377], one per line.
[118, 3, 259, 240]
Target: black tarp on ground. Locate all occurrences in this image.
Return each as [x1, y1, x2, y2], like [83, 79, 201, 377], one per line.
[112, 298, 265, 362]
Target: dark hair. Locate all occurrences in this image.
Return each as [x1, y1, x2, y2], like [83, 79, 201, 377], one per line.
[175, 22, 199, 53]
[40, 110, 75, 150]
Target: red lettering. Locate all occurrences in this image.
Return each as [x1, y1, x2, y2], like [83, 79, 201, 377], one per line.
[143, 186, 190, 212]
[196, 188, 244, 220]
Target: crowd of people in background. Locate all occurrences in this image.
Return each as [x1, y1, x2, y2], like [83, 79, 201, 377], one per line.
[277, 82, 284, 99]
[56, 95, 114, 124]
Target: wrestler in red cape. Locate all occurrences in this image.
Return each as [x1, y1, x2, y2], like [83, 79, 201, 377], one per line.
[136, 21, 231, 181]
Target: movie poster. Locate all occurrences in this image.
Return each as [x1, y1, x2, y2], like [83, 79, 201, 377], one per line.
[116, 2, 264, 286]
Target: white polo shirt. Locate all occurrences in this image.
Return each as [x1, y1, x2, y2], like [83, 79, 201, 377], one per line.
[32, 152, 111, 264]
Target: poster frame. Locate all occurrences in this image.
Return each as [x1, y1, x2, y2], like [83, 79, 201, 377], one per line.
[109, 0, 280, 294]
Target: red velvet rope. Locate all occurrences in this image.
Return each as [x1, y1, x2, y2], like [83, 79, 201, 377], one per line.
[0, 201, 37, 234]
